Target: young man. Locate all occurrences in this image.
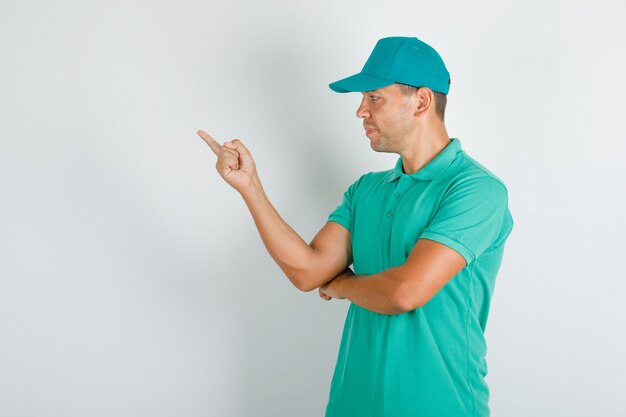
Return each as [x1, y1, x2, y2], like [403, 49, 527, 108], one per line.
[198, 36, 513, 417]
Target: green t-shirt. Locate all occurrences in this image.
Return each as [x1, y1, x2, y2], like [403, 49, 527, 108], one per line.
[325, 138, 514, 417]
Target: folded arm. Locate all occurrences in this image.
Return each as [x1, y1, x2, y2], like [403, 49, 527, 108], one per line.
[320, 237, 467, 315]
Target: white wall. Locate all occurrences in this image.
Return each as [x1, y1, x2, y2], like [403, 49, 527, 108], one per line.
[1, 0, 625, 416]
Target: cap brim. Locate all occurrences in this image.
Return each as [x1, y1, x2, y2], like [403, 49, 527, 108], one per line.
[329, 72, 395, 93]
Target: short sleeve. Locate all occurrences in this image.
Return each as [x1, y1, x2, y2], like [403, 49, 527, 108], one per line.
[419, 176, 514, 265]
[327, 175, 366, 233]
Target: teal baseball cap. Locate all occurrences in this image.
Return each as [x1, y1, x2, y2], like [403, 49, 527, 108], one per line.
[329, 36, 451, 94]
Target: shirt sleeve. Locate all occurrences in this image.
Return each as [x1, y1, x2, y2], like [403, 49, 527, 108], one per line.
[327, 174, 366, 233]
[419, 176, 514, 265]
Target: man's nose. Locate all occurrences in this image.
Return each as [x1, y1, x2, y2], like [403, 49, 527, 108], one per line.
[356, 98, 370, 119]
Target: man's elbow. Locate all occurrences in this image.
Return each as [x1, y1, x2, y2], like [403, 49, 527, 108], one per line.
[284, 270, 312, 292]
[286, 269, 326, 293]
[293, 277, 316, 293]
[393, 288, 429, 313]
[394, 298, 424, 313]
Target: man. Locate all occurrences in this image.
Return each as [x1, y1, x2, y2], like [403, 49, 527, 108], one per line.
[198, 36, 513, 417]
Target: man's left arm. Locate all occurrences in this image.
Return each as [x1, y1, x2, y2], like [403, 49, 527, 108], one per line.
[319, 238, 466, 315]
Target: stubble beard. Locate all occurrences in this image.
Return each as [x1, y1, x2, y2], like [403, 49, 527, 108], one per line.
[370, 132, 398, 154]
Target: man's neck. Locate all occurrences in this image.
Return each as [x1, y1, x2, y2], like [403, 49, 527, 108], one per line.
[399, 123, 451, 174]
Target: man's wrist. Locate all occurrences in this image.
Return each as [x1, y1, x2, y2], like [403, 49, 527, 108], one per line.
[336, 270, 356, 299]
[239, 175, 263, 201]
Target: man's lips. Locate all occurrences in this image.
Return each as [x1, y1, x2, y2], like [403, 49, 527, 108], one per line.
[364, 126, 377, 134]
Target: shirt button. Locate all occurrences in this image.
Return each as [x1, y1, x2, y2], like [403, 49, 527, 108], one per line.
[386, 211, 392, 217]
[394, 192, 401, 198]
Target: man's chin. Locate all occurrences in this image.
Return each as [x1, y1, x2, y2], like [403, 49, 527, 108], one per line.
[369, 141, 394, 154]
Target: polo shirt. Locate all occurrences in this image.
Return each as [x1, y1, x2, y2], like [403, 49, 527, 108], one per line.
[324, 138, 513, 417]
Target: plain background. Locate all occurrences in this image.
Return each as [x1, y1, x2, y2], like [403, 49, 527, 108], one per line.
[1, 0, 625, 416]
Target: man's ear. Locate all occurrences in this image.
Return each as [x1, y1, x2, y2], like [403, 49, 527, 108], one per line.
[413, 87, 433, 117]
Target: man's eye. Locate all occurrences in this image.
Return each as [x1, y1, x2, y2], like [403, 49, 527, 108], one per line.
[369, 95, 379, 101]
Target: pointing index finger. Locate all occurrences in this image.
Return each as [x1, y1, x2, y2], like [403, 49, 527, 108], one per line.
[197, 130, 222, 156]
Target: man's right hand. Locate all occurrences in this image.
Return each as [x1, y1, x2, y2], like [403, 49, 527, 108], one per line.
[197, 129, 353, 294]
[197, 130, 258, 194]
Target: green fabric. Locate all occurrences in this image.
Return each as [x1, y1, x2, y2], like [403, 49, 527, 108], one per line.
[324, 138, 513, 417]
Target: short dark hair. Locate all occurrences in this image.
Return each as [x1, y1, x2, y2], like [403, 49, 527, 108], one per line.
[397, 83, 447, 122]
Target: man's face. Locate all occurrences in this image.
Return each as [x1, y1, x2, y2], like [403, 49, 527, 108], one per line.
[356, 83, 418, 153]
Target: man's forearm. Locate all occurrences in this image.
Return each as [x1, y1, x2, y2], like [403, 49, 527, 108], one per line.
[239, 177, 317, 290]
[333, 268, 407, 315]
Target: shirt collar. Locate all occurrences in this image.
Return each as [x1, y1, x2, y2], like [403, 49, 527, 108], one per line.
[385, 138, 462, 182]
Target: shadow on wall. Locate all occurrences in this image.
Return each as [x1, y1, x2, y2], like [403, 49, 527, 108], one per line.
[233, 36, 349, 416]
